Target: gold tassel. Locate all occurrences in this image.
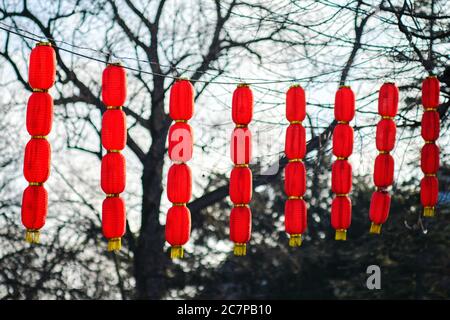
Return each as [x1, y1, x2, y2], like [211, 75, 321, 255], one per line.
[369, 223, 382, 235]
[25, 229, 40, 244]
[107, 238, 122, 252]
[289, 234, 302, 247]
[170, 246, 184, 259]
[233, 243, 247, 256]
[335, 229, 347, 241]
[423, 207, 435, 217]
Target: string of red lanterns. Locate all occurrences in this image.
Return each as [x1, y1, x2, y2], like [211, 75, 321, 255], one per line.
[165, 79, 194, 259]
[420, 76, 441, 218]
[21, 42, 56, 244]
[369, 83, 399, 234]
[229, 84, 254, 256]
[284, 85, 307, 247]
[331, 86, 355, 241]
[101, 63, 127, 252]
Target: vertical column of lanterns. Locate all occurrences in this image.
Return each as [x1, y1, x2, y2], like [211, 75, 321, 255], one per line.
[420, 76, 440, 217]
[165, 79, 194, 259]
[331, 86, 355, 241]
[284, 85, 307, 247]
[369, 83, 398, 234]
[229, 84, 253, 256]
[101, 63, 127, 252]
[21, 42, 56, 244]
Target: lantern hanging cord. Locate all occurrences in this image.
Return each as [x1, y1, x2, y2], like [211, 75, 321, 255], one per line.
[0, 22, 350, 86]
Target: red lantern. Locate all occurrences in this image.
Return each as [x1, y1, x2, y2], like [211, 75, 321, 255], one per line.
[229, 167, 252, 204]
[167, 164, 192, 204]
[284, 199, 307, 246]
[331, 160, 352, 194]
[21, 185, 48, 243]
[422, 76, 440, 109]
[230, 206, 252, 255]
[334, 86, 355, 122]
[102, 64, 127, 107]
[378, 83, 399, 117]
[331, 196, 352, 240]
[101, 152, 126, 195]
[376, 119, 396, 152]
[26, 92, 53, 136]
[232, 84, 253, 125]
[28, 43, 56, 90]
[285, 124, 306, 160]
[286, 85, 306, 122]
[102, 196, 126, 250]
[421, 111, 440, 141]
[368, 191, 391, 234]
[23, 138, 51, 183]
[231, 127, 252, 165]
[421, 143, 439, 174]
[102, 109, 127, 150]
[165, 205, 191, 258]
[373, 154, 394, 188]
[332, 124, 353, 158]
[420, 176, 438, 217]
[168, 122, 193, 162]
[169, 79, 194, 121]
[284, 161, 306, 197]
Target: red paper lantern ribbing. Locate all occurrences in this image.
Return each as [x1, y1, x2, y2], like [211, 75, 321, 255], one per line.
[421, 144, 440, 174]
[286, 85, 306, 122]
[102, 197, 126, 239]
[23, 138, 51, 183]
[331, 196, 352, 240]
[102, 64, 127, 107]
[378, 83, 399, 117]
[420, 176, 439, 210]
[28, 43, 56, 90]
[285, 199, 307, 236]
[333, 124, 353, 158]
[284, 161, 306, 197]
[101, 152, 126, 195]
[165, 206, 191, 248]
[285, 124, 306, 160]
[229, 167, 252, 204]
[26, 92, 53, 136]
[232, 85, 253, 125]
[373, 154, 394, 188]
[331, 160, 352, 194]
[21, 185, 48, 243]
[422, 76, 440, 109]
[167, 164, 192, 204]
[334, 86, 355, 122]
[230, 206, 252, 248]
[376, 119, 396, 152]
[170, 79, 194, 121]
[421, 111, 440, 141]
[168, 122, 193, 162]
[369, 191, 391, 226]
[231, 127, 252, 165]
[101, 109, 127, 150]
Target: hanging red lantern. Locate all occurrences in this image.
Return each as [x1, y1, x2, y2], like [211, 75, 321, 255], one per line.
[101, 152, 126, 195]
[286, 85, 306, 122]
[168, 122, 193, 162]
[332, 124, 353, 158]
[376, 119, 396, 152]
[421, 111, 440, 141]
[284, 161, 306, 197]
[422, 76, 440, 109]
[368, 191, 391, 234]
[229, 167, 252, 204]
[231, 127, 252, 165]
[284, 199, 307, 246]
[101, 109, 127, 151]
[165, 205, 191, 259]
[102, 197, 126, 251]
[232, 84, 253, 125]
[230, 206, 252, 255]
[421, 143, 440, 174]
[285, 124, 306, 160]
[373, 154, 394, 188]
[169, 79, 194, 121]
[28, 42, 56, 90]
[331, 196, 352, 240]
[378, 82, 399, 117]
[26, 92, 53, 136]
[102, 63, 127, 107]
[167, 164, 192, 204]
[334, 86, 355, 122]
[331, 160, 352, 194]
[420, 176, 439, 217]
[21, 185, 48, 243]
[23, 138, 51, 183]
